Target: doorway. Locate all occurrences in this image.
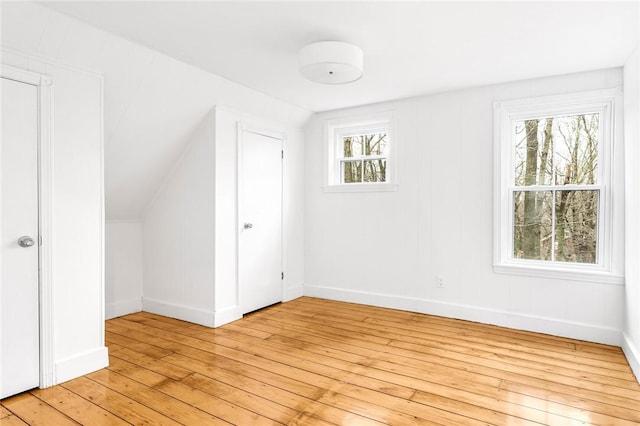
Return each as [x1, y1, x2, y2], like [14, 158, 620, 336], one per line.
[238, 125, 284, 315]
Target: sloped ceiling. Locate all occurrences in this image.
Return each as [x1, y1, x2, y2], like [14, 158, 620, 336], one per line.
[1, 2, 311, 220]
[2, 2, 638, 221]
[42, 1, 639, 111]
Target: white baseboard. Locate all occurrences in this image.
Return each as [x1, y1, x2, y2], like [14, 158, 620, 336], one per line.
[214, 305, 242, 327]
[283, 284, 304, 302]
[303, 284, 622, 346]
[55, 346, 108, 385]
[622, 333, 640, 384]
[106, 297, 142, 319]
[142, 297, 215, 327]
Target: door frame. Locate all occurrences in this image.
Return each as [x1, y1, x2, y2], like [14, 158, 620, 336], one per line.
[236, 122, 285, 313]
[1, 65, 54, 388]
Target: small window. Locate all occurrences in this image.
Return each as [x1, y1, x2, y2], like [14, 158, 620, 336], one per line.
[494, 89, 622, 283]
[324, 112, 397, 192]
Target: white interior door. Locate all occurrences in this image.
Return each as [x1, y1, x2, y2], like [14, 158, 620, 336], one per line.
[239, 129, 283, 314]
[1, 77, 40, 399]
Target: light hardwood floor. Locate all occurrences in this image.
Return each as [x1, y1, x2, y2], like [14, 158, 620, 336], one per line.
[2, 297, 639, 425]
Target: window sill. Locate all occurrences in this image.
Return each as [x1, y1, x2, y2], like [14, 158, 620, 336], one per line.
[494, 263, 624, 285]
[323, 183, 398, 193]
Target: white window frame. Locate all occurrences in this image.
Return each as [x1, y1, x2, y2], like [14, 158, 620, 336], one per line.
[323, 112, 397, 192]
[493, 88, 623, 284]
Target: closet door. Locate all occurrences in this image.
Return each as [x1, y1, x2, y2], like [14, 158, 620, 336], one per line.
[0, 76, 40, 398]
[238, 128, 283, 314]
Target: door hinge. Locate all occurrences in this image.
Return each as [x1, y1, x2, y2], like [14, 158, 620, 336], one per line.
[281, 150, 284, 159]
[281, 272, 284, 280]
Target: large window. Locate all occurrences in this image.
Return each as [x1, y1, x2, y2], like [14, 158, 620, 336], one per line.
[324, 112, 397, 192]
[494, 89, 621, 282]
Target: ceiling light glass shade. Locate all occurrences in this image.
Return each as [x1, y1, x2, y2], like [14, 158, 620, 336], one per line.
[299, 41, 363, 84]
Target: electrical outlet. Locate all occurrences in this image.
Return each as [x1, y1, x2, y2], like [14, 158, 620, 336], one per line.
[436, 275, 445, 288]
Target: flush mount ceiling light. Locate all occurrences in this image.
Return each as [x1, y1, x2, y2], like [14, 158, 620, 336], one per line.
[299, 41, 363, 84]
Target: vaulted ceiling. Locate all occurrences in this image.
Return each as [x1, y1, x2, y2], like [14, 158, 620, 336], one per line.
[43, 1, 639, 112]
[3, 2, 638, 220]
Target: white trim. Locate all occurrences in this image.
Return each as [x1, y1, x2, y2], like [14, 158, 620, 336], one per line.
[106, 219, 141, 224]
[97, 69, 106, 382]
[494, 264, 624, 285]
[1, 47, 103, 80]
[55, 347, 108, 385]
[303, 284, 622, 346]
[236, 121, 243, 310]
[214, 305, 242, 327]
[322, 183, 398, 193]
[142, 297, 215, 327]
[37, 71, 55, 388]
[106, 298, 142, 320]
[283, 284, 304, 302]
[622, 333, 640, 385]
[493, 88, 622, 281]
[1, 65, 55, 388]
[241, 123, 285, 141]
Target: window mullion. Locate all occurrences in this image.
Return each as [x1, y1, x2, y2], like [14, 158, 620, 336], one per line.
[551, 189, 556, 262]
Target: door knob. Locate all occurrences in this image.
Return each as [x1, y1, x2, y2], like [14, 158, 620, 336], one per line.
[244, 223, 253, 229]
[18, 236, 35, 248]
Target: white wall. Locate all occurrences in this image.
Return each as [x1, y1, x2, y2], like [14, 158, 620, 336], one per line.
[142, 112, 216, 325]
[142, 106, 305, 327]
[0, 2, 311, 221]
[142, 107, 304, 327]
[213, 107, 306, 325]
[1, 2, 311, 330]
[0, 55, 107, 384]
[623, 44, 640, 379]
[105, 221, 143, 319]
[305, 68, 625, 345]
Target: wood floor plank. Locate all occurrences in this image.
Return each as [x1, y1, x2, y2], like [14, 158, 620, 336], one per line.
[260, 305, 638, 387]
[235, 319, 605, 424]
[1, 403, 14, 418]
[30, 387, 130, 425]
[61, 376, 180, 426]
[241, 302, 633, 422]
[270, 305, 633, 374]
[286, 400, 389, 425]
[153, 379, 281, 426]
[107, 343, 192, 381]
[4, 297, 640, 426]
[0, 414, 29, 425]
[296, 297, 626, 360]
[0, 393, 79, 426]
[87, 368, 231, 425]
[179, 372, 300, 423]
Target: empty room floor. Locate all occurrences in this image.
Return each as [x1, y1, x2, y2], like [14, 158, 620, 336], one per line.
[2, 297, 639, 425]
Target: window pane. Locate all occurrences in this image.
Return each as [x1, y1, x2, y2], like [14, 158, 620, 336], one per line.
[341, 160, 362, 183]
[554, 190, 598, 264]
[363, 159, 387, 182]
[514, 119, 553, 186]
[342, 136, 362, 158]
[343, 132, 388, 158]
[364, 132, 387, 156]
[513, 191, 552, 260]
[554, 114, 599, 185]
[514, 114, 599, 186]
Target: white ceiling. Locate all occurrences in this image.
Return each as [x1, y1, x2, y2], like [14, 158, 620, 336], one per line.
[43, 1, 639, 112]
[6, 1, 637, 221]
